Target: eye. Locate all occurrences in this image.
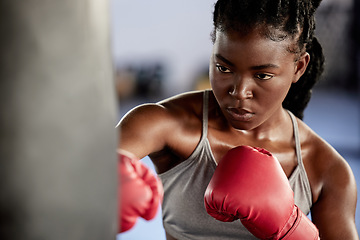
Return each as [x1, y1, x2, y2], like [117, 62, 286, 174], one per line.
[255, 73, 274, 80]
[215, 64, 231, 73]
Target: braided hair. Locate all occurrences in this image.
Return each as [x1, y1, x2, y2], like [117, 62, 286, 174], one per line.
[212, 0, 325, 119]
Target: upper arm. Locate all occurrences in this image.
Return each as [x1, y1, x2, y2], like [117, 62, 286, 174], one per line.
[310, 149, 359, 239]
[117, 103, 178, 159]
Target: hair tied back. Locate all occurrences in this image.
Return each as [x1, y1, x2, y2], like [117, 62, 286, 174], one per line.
[311, 0, 322, 10]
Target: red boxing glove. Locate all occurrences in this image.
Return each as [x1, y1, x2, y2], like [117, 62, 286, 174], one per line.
[204, 146, 319, 239]
[118, 150, 163, 233]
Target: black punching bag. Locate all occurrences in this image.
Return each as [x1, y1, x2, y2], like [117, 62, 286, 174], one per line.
[0, 1, 117, 239]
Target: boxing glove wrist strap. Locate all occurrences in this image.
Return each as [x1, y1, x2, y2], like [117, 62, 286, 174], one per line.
[279, 207, 319, 240]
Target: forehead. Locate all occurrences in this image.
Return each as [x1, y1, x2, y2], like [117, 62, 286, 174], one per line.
[213, 30, 295, 65]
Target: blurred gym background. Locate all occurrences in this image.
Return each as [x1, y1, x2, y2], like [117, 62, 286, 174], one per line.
[112, 0, 360, 239]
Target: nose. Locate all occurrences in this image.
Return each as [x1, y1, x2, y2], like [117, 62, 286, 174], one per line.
[229, 76, 253, 100]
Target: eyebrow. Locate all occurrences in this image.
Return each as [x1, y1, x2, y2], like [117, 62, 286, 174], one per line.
[215, 53, 280, 70]
[215, 54, 235, 67]
[250, 64, 280, 70]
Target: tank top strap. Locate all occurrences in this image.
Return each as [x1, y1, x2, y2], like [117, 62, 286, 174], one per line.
[201, 90, 209, 140]
[287, 110, 303, 167]
[287, 110, 313, 209]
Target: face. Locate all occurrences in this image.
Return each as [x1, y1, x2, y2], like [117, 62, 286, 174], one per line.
[209, 29, 309, 131]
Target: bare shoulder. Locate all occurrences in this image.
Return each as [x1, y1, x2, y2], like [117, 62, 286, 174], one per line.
[297, 120, 355, 192]
[118, 90, 205, 158]
[120, 90, 204, 127]
[157, 90, 205, 116]
[297, 119, 359, 239]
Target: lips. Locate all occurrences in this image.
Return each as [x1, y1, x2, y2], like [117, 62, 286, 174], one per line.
[226, 107, 254, 121]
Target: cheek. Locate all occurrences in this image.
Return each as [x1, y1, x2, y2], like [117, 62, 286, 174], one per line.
[268, 66, 296, 97]
[209, 63, 217, 84]
[209, 67, 220, 90]
[263, 80, 292, 104]
[255, 74, 293, 104]
[209, 67, 230, 93]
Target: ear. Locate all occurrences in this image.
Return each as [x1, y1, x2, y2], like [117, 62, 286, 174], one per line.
[293, 52, 310, 83]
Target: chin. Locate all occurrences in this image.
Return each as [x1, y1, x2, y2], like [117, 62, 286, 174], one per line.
[228, 120, 257, 131]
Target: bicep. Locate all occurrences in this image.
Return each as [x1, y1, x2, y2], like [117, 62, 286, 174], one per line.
[117, 103, 174, 159]
[311, 158, 359, 240]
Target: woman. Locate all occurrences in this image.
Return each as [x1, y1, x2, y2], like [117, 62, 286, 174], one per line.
[118, 0, 359, 239]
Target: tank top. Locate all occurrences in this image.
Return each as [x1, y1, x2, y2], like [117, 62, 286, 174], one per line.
[158, 90, 313, 240]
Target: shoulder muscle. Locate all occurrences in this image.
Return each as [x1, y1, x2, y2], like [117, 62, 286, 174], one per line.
[305, 133, 358, 239]
[117, 90, 204, 159]
[118, 103, 179, 158]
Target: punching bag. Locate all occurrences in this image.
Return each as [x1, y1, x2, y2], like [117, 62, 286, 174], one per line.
[0, 1, 117, 239]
